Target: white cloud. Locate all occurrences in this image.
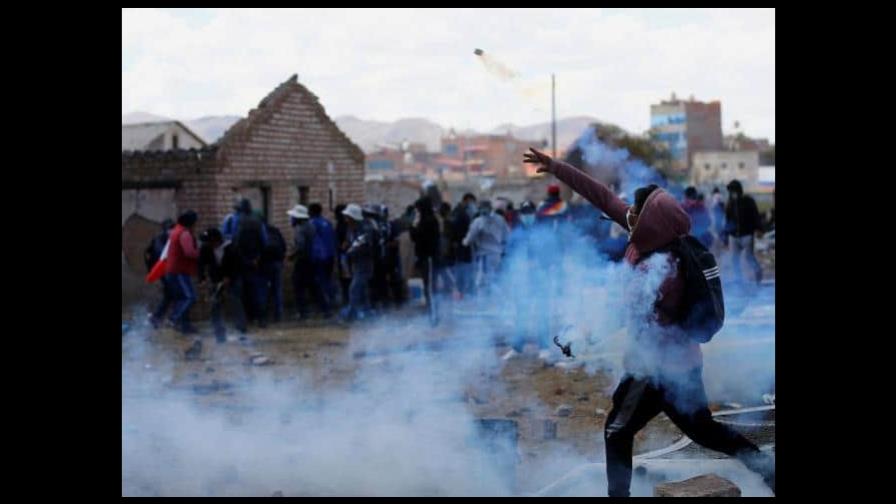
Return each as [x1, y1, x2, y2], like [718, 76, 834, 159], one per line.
[122, 8, 775, 142]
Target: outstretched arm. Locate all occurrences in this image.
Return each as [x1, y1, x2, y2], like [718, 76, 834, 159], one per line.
[524, 147, 630, 229]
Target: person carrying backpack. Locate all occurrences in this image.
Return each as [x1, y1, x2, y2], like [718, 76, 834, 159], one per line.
[234, 204, 270, 328]
[309, 203, 336, 318]
[261, 216, 287, 323]
[524, 147, 774, 497]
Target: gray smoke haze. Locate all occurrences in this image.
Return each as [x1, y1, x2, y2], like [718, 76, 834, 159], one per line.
[123, 206, 773, 496]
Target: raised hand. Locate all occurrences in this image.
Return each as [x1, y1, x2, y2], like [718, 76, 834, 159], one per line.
[523, 147, 554, 174]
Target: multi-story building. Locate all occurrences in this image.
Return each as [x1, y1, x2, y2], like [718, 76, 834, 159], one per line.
[650, 93, 723, 173]
[436, 130, 535, 180]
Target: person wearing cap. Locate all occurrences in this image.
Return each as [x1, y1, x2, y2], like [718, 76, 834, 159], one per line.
[166, 210, 200, 334]
[145, 218, 175, 329]
[287, 204, 316, 320]
[462, 199, 510, 296]
[724, 179, 764, 284]
[198, 227, 245, 342]
[341, 203, 375, 321]
[536, 184, 570, 225]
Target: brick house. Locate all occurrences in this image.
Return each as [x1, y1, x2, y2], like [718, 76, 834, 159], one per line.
[122, 74, 365, 312]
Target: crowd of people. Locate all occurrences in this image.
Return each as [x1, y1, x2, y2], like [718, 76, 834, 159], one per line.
[143, 176, 773, 339]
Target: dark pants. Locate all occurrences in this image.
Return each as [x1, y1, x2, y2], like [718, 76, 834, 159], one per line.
[370, 260, 388, 309]
[151, 275, 176, 321]
[416, 257, 435, 308]
[210, 278, 247, 341]
[604, 368, 772, 497]
[264, 261, 284, 322]
[294, 260, 331, 317]
[312, 259, 334, 315]
[338, 254, 351, 306]
[168, 273, 196, 329]
[243, 267, 268, 327]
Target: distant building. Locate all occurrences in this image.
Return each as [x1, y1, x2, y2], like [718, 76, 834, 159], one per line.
[122, 121, 207, 151]
[365, 142, 435, 181]
[650, 93, 723, 173]
[691, 150, 759, 191]
[724, 134, 770, 152]
[437, 130, 535, 180]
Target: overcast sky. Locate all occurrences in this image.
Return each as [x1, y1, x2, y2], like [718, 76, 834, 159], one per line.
[122, 8, 775, 143]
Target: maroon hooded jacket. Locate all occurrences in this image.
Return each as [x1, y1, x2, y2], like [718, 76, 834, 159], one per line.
[549, 160, 701, 374]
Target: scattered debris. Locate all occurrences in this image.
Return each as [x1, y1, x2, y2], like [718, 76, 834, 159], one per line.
[594, 408, 607, 416]
[554, 387, 565, 396]
[501, 348, 520, 361]
[555, 404, 573, 417]
[250, 355, 273, 366]
[654, 473, 741, 497]
[184, 339, 203, 361]
[577, 394, 589, 402]
[192, 380, 233, 395]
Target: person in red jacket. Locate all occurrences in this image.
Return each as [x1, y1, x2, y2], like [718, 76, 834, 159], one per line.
[166, 210, 200, 334]
[524, 147, 774, 496]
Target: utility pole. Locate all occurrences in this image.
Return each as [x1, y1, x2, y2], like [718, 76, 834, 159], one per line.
[551, 73, 557, 159]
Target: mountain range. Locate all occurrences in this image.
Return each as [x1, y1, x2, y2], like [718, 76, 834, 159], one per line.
[122, 111, 614, 153]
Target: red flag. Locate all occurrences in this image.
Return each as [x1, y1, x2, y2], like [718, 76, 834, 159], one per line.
[145, 239, 170, 283]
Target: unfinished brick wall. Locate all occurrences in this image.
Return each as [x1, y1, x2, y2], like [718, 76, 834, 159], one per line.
[122, 74, 366, 317]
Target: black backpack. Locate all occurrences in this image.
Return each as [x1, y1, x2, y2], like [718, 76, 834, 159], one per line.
[659, 235, 725, 343]
[263, 225, 287, 262]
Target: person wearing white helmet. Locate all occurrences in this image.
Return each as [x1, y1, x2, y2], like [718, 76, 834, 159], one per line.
[340, 203, 374, 321]
[287, 204, 314, 320]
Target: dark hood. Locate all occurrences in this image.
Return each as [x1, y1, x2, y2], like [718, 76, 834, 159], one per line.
[629, 188, 691, 255]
